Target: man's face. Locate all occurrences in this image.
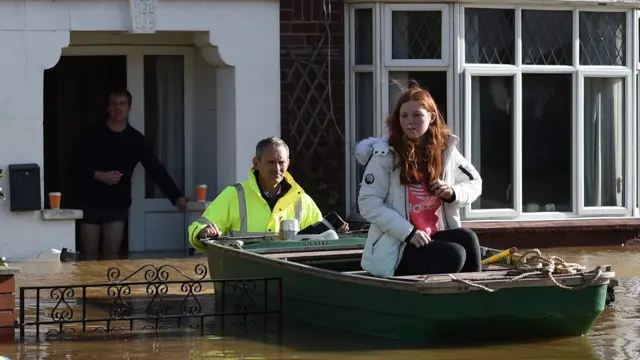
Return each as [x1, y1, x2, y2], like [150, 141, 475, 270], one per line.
[108, 94, 131, 123]
[253, 145, 289, 186]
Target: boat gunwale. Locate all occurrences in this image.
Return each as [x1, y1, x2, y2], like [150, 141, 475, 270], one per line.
[206, 243, 614, 294]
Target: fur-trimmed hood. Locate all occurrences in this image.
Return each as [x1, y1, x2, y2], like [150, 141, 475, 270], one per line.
[353, 133, 460, 166]
[354, 134, 390, 166]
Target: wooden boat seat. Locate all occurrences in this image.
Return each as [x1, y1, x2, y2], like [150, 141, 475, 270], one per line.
[343, 264, 509, 278]
[266, 249, 362, 260]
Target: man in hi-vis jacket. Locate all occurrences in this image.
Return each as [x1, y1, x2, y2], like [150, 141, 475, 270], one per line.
[188, 137, 325, 254]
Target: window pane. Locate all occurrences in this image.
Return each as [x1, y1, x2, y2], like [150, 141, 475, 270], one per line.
[470, 76, 514, 210]
[355, 72, 374, 181]
[465, 8, 515, 64]
[522, 74, 572, 212]
[354, 72, 374, 211]
[144, 55, 185, 199]
[583, 77, 625, 207]
[522, 10, 572, 65]
[391, 11, 442, 60]
[355, 9, 373, 65]
[388, 71, 447, 122]
[579, 12, 626, 66]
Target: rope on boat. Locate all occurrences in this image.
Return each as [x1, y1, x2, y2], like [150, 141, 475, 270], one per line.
[448, 249, 603, 292]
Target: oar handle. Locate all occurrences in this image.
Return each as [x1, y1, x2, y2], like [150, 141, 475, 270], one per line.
[481, 247, 517, 265]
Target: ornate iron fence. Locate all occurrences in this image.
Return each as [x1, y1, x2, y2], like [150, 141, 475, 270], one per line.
[17, 264, 282, 342]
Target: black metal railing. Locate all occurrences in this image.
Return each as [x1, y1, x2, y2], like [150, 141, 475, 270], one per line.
[17, 264, 282, 342]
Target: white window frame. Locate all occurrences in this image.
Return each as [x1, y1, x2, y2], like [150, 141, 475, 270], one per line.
[635, 9, 640, 217]
[461, 5, 634, 220]
[463, 68, 521, 219]
[383, 4, 451, 68]
[346, 3, 381, 214]
[346, 3, 454, 215]
[576, 69, 633, 215]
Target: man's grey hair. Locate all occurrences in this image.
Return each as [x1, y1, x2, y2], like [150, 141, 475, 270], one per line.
[255, 136, 290, 159]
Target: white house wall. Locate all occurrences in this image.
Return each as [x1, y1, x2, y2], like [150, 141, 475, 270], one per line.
[0, 0, 280, 259]
[193, 51, 219, 194]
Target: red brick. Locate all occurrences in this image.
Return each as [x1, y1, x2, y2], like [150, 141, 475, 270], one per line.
[0, 311, 14, 328]
[0, 295, 13, 312]
[0, 277, 15, 295]
[281, 10, 293, 22]
[281, 0, 293, 10]
[0, 327, 14, 343]
[304, 34, 323, 46]
[293, 0, 303, 21]
[291, 22, 319, 34]
[302, 0, 312, 21]
[281, 34, 305, 47]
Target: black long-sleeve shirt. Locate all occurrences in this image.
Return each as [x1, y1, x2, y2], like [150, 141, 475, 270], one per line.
[71, 121, 183, 210]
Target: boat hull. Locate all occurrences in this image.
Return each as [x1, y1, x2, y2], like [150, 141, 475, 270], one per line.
[207, 244, 610, 344]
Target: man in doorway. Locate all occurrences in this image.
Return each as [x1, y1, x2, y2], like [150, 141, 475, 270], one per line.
[187, 136, 348, 254]
[72, 89, 188, 259]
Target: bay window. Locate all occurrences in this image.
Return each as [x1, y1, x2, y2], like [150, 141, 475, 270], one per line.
[346, 4, 635, 220]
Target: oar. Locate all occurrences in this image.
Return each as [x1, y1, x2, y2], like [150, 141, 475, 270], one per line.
[481, 247, 517, 265]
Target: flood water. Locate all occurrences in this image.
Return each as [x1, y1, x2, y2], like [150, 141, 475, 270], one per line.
[1, 245, 639, 359]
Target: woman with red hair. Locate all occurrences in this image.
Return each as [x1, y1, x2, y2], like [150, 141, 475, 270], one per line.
[354, 82, 483, 278]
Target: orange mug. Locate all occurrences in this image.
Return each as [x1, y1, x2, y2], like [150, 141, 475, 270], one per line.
[49, 192, 61, 209]
[196, 185, 207, 202]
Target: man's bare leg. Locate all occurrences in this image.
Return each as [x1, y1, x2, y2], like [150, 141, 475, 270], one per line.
[80, 224, 102, 260]
[101, 221, 125, 259]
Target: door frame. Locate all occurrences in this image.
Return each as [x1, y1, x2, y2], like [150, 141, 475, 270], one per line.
[61, 45, 195, 252]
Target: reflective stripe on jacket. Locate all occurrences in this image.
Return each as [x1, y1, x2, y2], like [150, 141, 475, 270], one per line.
[188, 168, 323, 254]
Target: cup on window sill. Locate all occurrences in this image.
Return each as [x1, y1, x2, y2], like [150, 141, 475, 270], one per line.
[49, 192, 61, 210]
[196, 184, 207, 202]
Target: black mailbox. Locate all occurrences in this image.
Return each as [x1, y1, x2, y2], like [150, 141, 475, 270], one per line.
[8, 163, 41, 212]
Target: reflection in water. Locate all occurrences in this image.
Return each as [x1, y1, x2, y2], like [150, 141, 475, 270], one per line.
[0, 246, 639, 359]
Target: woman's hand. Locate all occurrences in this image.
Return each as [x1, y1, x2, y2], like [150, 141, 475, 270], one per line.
[409, 230, 431, 248]
[429, 180, 454, 201]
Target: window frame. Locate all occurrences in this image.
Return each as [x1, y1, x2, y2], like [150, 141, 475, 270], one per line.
[461, 5, 635, 220]
[344, 3, 636, 220]
[576, 70, 633, 215]
[462, 68, 521, 219]
[383, 3, 451, 68]
[346, 3, 454, 215]
[346, 3, 380, 214]
[634, 9, 640, 217]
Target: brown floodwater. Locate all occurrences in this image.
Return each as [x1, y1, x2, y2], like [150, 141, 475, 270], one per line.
[0, 245, 639, 360]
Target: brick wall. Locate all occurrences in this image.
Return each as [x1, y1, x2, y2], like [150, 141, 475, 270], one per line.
[280, 0, 347, 217]
[0, 272, 17, 342]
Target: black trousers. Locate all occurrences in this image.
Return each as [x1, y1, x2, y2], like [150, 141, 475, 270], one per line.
[394, 227, 482, 276]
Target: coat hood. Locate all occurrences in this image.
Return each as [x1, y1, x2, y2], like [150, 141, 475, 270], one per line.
[354, 134, 390, 166]
[354, 133, 460, 166]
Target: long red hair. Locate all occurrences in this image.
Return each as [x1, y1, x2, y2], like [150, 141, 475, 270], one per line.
[387, 83, 450, 185]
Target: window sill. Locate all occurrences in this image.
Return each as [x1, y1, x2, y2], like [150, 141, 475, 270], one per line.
[187, 201, 212, 212]
[41, 209, 83, 221]
[462, 218, 640, 233]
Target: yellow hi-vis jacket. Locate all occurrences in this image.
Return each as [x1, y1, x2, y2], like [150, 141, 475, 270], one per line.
[188, 169, 323, 254]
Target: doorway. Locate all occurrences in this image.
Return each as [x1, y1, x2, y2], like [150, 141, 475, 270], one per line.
[43, 55, 128, 253]
[43, 47, 193, 255]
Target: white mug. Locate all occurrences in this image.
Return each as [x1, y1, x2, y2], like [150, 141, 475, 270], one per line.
[280, 219, 300, 240]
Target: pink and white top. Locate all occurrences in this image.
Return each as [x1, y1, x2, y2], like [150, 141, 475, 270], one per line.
[407, 183, 442, 236]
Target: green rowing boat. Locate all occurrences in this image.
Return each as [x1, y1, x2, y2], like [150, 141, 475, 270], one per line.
[203, 233, 616, 345]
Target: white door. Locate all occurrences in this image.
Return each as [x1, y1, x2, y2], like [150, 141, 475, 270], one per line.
[127, 48, 194, 252]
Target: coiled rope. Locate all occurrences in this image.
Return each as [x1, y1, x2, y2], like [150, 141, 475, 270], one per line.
[448, 249, 603, 292]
